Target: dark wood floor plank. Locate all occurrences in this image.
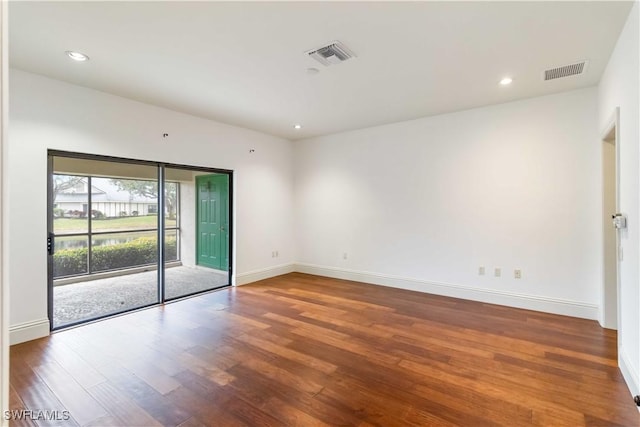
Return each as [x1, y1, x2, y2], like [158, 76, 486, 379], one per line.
[177, 348, 237, 386]
[317, 372, 474, 427]
[176, 417, 208, 427]
[31, 361, 108, 426]
[8, 383, 38, 427]
[386, 319, 618, 381]
[406, 370, 534, 426]
[87, 381, 162, 427]
[284, 287, 395, 312]
[299, 310, 395, 340]
[399, 358, 590, 426]
[236, 351, 324, 395]
[259, 396, 331, 427]
[9, 272, 640, 427]
[121, 357, 183, 395]
[44, 339, 107, 389]
[235, 332, 338, 375]
[92, 360, 191, 427]
[82, 415, 123, 426]
[227, 362, 362, 426]
[164, 386, 247, 427]
[9, 354, 80, 427]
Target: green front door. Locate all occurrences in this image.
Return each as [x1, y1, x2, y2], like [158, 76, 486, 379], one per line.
[196, 174, 229, 270]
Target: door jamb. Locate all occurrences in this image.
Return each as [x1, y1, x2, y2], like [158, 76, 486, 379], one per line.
[600, 107, 621, 336]
[47, 155, 54, 331]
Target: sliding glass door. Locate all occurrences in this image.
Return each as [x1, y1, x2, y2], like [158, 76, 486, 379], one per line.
[48, 152, 232, 329]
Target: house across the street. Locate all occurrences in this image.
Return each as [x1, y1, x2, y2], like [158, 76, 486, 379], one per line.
[53, 176, 158, 218]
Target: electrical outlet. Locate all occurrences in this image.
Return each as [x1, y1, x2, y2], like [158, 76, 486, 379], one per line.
[343, 253, 348, 260]
[479, 266, 485, 275]
[494, 267, 501, 277]
[514, 269, 522, 279]
[275, 251, 279, 257]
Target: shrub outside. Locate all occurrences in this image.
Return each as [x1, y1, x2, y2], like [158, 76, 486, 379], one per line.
[53, 236, 178, 278]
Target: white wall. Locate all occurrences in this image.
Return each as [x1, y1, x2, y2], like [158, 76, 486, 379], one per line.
[1, 0, 9, 419]
[598, 1, 640, 398]
[7, 69, 296, 343]
[295, 87, 601, 319]
[180, 176, 197, 267]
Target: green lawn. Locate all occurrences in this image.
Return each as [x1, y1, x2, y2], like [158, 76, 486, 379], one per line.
[54, 215, 177, 233]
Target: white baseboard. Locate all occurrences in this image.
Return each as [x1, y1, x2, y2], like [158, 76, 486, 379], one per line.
[236, 263, 295, 286]
[619, 346, 640, 401]
[9, 318, 49, 345]
[294, 263, 599, 320]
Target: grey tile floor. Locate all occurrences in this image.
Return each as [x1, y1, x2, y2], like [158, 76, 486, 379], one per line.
[53, 265, 228, 327]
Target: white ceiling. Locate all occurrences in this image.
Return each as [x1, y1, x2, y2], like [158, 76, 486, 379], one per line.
[9, 1, 633, 140]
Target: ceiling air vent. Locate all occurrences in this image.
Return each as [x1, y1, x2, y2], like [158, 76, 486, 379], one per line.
[306, 41, 356, 66]
[543, 61, 588, 81]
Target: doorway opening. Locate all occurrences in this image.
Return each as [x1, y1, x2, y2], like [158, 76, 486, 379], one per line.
[48, 151, 233, 329]
[601, 108, 619, 331]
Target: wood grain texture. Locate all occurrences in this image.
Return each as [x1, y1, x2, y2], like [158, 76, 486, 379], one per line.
[9, 273, 640, 426]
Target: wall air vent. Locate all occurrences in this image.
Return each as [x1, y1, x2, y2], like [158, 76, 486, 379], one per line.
[306, 41, 356, 66]
[543, 61, 588, 81]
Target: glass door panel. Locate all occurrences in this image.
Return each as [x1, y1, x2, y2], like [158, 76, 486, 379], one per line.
[164, 167, 230, 300]
[51, 156, 159, 328]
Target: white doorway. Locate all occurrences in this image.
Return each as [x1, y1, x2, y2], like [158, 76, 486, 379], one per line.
[601, 107, 620, 331]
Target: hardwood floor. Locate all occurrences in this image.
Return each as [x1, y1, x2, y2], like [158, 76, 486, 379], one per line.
[9, 273, 640, 426]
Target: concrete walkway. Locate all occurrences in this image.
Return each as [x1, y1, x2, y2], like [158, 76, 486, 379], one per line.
[53, 266, 228, 327]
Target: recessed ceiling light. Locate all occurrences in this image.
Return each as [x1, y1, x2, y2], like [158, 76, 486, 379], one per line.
[499, 77, 513, 85]
[66, 51, 89, 62]
[293, 124, 302, 129]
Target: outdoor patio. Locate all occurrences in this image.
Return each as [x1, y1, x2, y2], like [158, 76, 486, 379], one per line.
[53, 265, 228, 327]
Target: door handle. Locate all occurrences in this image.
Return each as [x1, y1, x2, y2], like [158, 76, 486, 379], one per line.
[612, 213, 627, 229]
[220, 226, 225, 232]
[47, 233, 54, 255]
